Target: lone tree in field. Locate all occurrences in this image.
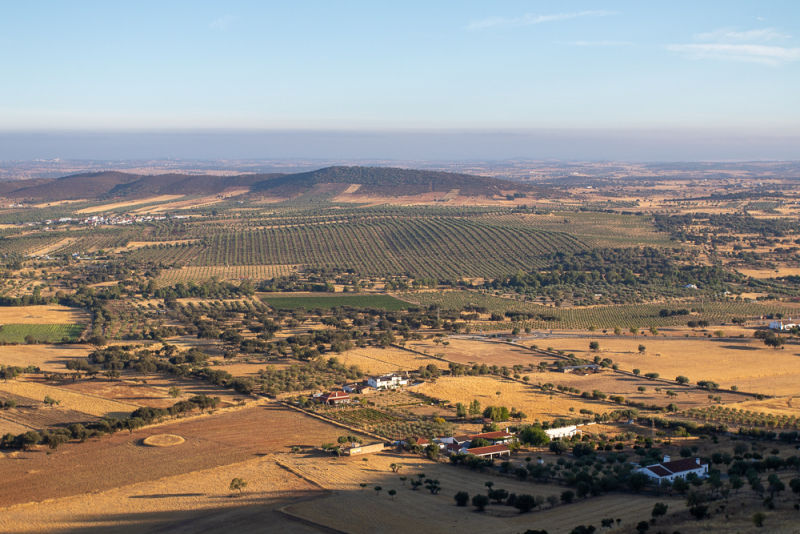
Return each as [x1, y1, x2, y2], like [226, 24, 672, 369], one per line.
[389, 462, 402, 473]
[229, 478, 247, 495]
[589, 341, 599, 351]
[638, 344, 646, 354]
[472, 494, 489, 511]
[454, 491, 470, 506]
[388, 489, 396, 500]
[43, 395, 60, 408]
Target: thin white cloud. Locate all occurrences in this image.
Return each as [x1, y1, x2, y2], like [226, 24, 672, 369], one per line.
[567, 40, 634, 47]
[467, 10, 614, 31]
[667, 43, 800, 66]
[695, 27, 790, 43]
[210, 15, 237, 30]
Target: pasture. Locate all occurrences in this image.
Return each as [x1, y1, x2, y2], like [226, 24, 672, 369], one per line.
[0, 323, 85, 343]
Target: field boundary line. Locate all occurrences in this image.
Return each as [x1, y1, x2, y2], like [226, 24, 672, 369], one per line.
[279, 402, 386, 443]
[276, 496, 349, 534]
[274, 458, 331, 490]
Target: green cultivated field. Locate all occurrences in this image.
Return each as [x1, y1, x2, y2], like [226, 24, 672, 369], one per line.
[0, 324, 85, 343]
[262, 294, 410, 311]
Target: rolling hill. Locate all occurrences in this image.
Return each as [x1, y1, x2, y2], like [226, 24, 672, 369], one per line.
[0, 166, 552, 202]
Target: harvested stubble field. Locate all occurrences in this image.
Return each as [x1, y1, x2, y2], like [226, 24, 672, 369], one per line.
[0, 378, 138, 419]
[58, 374, 253, 409]
[414, 375, 617, 421]
[0, 305, 89, 324]
[0, 404, 358, 509]
[335, 347, 443, 375]
[529, 337, 800, 396]
[726, 396, 800, 418]
[280, 452, 673, 534]
[0, 343, 93, 372]
[408, 338, 546, 368]
[0, 455, 323, 534]
[76, 195, 184, 214]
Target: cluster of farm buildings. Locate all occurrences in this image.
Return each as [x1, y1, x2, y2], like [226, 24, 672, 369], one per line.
[313, 373, 710, 483]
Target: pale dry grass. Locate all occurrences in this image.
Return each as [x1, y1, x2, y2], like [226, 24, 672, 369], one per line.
[533, 337, 800, 396]
[77, 195, 184, 214]
[281, 452, 674, 534]
[726, 396, 800, 418]
[0, 305, 89, 324]
[0, 344, 92, 373]
[0, 379, 138, 418]
[335, 347, 443, 375]
[414, 375, 603, 421]
[143, 434, 185, 447]
[409, 338, 539, 368]
[0, 455, 320, 534]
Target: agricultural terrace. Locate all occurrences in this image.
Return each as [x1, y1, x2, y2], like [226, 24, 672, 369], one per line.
[400, 290, 796, 330]
[262, 293, 410, 311]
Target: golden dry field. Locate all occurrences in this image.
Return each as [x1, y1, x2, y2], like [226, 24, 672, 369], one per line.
[529, 337, 800, 396]
[0, 378, 138, 418]
[77, 195, 185, 214]
[335, 347, 444, 375]
[0, 455, 321, 534]
[408, 338, 542, 368]
[414, 375, 609, 421]
[0, 305, 89, 324]
[280, 452, 674, 534]
[0, 344, 92, 372]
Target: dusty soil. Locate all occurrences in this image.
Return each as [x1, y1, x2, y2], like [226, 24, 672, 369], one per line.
[0, 455, 324, 534]
[281, 451, 673, 534]
[530, 336, 800, 396]
[0, 344, 93, 373]
[0, 404, 358, 509]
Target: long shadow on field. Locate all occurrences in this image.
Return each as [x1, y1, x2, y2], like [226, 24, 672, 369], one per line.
[129, 493, 205, 499]
[60, 491, 326, 534]
[720, 345, 760, 351]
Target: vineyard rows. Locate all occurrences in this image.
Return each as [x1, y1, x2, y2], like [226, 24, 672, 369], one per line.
[156, 264, 299, 286]
[184, 218, 586, 278]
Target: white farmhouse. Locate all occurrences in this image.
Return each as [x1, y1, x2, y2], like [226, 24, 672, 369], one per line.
[367, 373, 408, 389]
[636, 455, 709, 483]
[545, 425, 580, 440]
[769, 319, 797, 331]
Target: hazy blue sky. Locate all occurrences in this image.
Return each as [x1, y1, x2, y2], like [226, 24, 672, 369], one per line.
[1, 1, 799, 160]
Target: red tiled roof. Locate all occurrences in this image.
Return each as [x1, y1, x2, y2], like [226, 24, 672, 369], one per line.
[467, 444, 510, 456]
[646, 465, 672, 477]
[453, 435, 472, 443]
[320, 391, 349, 400]
[660, 458, 707, 474]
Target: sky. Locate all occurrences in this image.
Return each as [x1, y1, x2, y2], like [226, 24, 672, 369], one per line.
[1, 1, 799, 161]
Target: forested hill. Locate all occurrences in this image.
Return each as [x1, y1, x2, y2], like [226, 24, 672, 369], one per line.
[0, 166, 549, 201]
[251, 166, 554, 197]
